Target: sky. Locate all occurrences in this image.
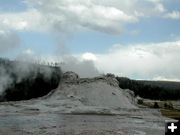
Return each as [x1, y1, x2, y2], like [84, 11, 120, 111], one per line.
[0, 0, 180, 80]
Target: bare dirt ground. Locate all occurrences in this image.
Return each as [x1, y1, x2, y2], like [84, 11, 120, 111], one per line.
[0, 112, 165, 135]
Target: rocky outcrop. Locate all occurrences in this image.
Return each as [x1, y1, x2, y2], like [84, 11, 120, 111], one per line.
[62, 71, 79, 83]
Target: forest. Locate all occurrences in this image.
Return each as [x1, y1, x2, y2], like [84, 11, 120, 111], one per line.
[0, 58, 62, 101]
[116, 77, 180, 100]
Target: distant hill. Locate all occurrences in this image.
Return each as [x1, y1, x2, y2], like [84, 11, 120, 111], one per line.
[139, 80, 180, 90]
[116, 77, 180, 100]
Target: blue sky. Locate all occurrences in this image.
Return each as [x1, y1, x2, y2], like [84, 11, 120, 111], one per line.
[0, 0, 180, 79]
[12, 16, 180, 55]
[0, 0, 27, 12]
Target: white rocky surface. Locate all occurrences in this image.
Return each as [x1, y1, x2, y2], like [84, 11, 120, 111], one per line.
[0, 72, 168, 135]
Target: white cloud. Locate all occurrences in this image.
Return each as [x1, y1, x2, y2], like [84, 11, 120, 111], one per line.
[153, 76, 180, 82]
[32, 0, 139, 34]
[16, 48, 37, 62]
[155, 3, 165, 13]
[82, 52, 97, 61]
[80, 41, 180, 80]
[146, 0, 162, 2]
[23, 48, 34, 55]
[27, 0, 167, 34]
[0, 0, 167, 35]
[164, 11, 180, 20]
[0, 9, 45, 31]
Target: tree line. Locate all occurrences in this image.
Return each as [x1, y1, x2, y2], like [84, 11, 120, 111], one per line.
[116, 77, 180, 100]
[0, 58, 62, 102]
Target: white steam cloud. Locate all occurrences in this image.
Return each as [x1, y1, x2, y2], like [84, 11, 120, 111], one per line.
[0, 66, 13, 94]
[0, 30, 20, 53]
[60, 55, 99, 78]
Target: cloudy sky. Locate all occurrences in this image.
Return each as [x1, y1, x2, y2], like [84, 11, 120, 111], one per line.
[0, 0, 180, 80]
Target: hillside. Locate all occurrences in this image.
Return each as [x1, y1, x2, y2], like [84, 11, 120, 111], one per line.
[116, 77, 180, 100]
[140, 80, 180, 90]
[0, 58, 62, 101]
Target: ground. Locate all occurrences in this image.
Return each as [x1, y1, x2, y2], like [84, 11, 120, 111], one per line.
[0, 73, 170, 135]
[0, 112, 165, 135]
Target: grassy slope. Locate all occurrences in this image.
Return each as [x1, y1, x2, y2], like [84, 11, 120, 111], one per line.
[161, 109, 180, 120]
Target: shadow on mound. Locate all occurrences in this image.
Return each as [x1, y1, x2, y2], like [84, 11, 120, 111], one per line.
[0, 58, 62, 102]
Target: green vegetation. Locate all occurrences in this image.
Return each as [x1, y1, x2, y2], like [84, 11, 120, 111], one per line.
[161, 109, 180, 120]
[0, 58, 62, 102]
[116, 77, 180, 100]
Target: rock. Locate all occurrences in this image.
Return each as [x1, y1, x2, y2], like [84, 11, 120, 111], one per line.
[63, 71, 79, 83]
[104, 73, 119, 87]
[123, 89, 135, 104]
[136, 96, 144, 105]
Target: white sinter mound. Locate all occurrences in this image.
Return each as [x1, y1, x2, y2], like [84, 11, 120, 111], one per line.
[0, 72, 168, 135]
[52, 72, 136, 109]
